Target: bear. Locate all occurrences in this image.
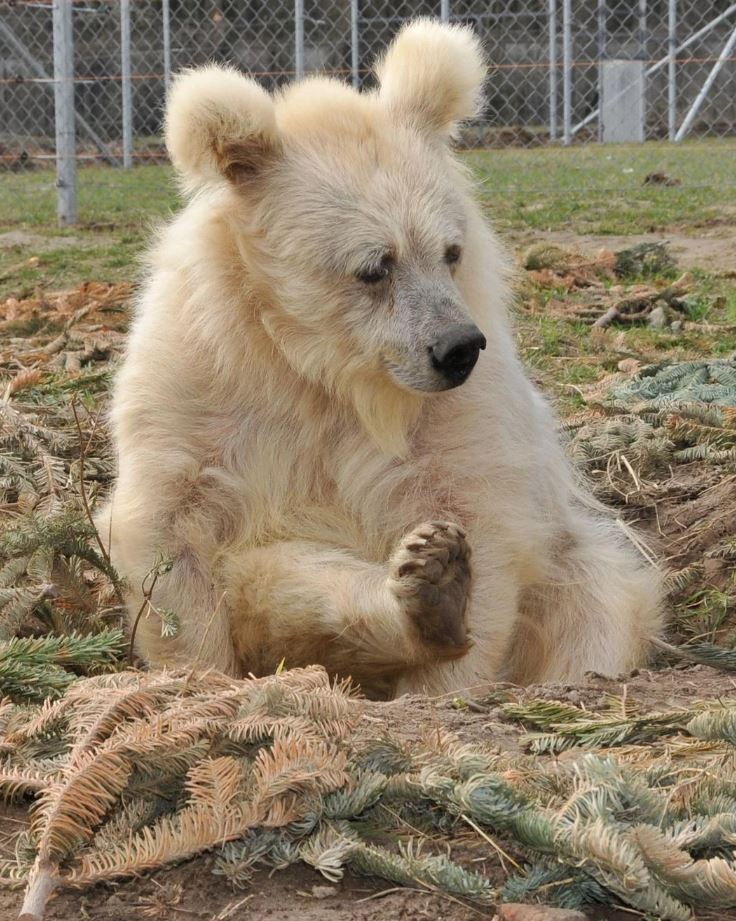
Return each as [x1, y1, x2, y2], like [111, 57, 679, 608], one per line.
[100, 19, 664, 699]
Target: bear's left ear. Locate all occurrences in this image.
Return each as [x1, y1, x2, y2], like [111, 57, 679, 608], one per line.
[165, 64, 281, 189]
[376, 19, 486, 139]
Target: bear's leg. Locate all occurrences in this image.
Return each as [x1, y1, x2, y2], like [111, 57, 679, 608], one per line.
[505, 518, 664, 683]
[126, 546, 239, 675]
[223, 521, 473, 685]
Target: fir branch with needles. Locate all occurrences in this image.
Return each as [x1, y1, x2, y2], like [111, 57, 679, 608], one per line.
[7, 669, 736, 919]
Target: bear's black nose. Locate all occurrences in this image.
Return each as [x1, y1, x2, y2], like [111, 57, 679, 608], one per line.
[429, 324, 487, 386]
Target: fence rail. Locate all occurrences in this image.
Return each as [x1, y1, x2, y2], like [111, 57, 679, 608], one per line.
[0, 0, 735, 225]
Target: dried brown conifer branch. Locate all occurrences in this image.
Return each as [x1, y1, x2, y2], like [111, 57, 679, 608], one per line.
[7, 667, 736, 921]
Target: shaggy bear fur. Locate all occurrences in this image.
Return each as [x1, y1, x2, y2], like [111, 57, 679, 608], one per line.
[101, 20, 664, 698]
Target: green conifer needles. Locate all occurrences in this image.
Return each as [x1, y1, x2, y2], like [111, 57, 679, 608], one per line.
[5, 670, 736, 920]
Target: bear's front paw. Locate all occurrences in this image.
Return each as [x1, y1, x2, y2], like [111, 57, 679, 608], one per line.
[388, 521, 472, 659]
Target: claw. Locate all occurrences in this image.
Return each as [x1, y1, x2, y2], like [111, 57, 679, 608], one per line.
[390, 520, 472, 659]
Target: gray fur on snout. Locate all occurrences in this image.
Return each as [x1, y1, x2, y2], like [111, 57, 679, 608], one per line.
[381, 269, 481, 393]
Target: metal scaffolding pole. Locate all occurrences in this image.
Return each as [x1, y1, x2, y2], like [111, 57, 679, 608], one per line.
[163, 0, 172, 92]
[668, 0, 677, 139]
[351, 0, 360, 89]
[676, 24, 736, 141]
[597, 0, 606, 141]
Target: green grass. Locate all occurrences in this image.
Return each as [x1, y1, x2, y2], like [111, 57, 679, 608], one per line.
[1, 140, 735, 297]
[0, 163, 178, 228]
[688, 269, 736, 323]
[0, 166, 178, 297]
[470, 139, 736, 233]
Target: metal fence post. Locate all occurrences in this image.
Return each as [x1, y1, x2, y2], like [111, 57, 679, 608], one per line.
[52, 0, 76, 226]
[638, 0, 647, 60]
[351, 0, 360, 89]
[668, 0, 677, 140]
[121, 0, 133, 168]
[597, 0, 606, 142]
[295, 0, 304, 80]
[163, 0, 172, 92]
[440, 0, 450, 22]
[548, 0, 557, 141]
[562, 0, 572, 145]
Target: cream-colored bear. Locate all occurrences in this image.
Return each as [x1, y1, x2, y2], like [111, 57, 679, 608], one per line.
[102, 20, 663, 698]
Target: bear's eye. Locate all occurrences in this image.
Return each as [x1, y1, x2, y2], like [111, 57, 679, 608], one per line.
[357, 254, 394, 285]
[444, 244, 462, 266]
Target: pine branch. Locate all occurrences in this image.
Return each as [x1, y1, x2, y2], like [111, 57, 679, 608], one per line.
[349, 836, 495, 902]
[652, 638, 736, 673]
[635, 823, 736, 907]
[213, 829, 301, 888]
[686, 707, 736, 745]
[8, 667, 736, 921]
[501, 861, 609, 911]
[0, 631, 125, 702]
[502, 698, 689, 752]
[0, 761, 58, 798]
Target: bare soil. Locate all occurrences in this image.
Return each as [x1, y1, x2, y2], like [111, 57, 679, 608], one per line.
[0, 232, 98, 253]
[510, 228, 736, 274]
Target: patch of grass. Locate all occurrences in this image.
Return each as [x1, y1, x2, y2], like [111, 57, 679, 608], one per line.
[515, 314, 606, 414]
[563, 363, 601, 385]
[687, 269, 736, 323]
[1, 239, 148, 299]
[1, 141, 735, 298]
[624, 324, 736, 357]
[0, 164, 178, 297]
[37, 368, 112, 399]
[0, 163, 178, 228]
[468, 139, 736, 234]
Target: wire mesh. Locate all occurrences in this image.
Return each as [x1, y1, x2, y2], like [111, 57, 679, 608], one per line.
[0, 0, 734, 224]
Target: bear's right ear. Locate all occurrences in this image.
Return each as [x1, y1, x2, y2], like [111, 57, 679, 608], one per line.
[165, 65, 280, 188]
[376, 20, 486, 139]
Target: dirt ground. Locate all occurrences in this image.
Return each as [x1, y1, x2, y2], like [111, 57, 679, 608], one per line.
[511, 227, 736, 274]
[2, 666, 735, 921]
[0, 859, 635, 921]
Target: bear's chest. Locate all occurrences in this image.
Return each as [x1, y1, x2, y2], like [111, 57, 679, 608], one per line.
[216, 411, 470, 556]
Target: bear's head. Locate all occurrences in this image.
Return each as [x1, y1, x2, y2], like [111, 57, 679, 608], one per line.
[165, 20, 493, 453]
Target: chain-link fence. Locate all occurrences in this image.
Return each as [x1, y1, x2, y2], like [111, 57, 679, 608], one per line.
[1, 0, 735, 225]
